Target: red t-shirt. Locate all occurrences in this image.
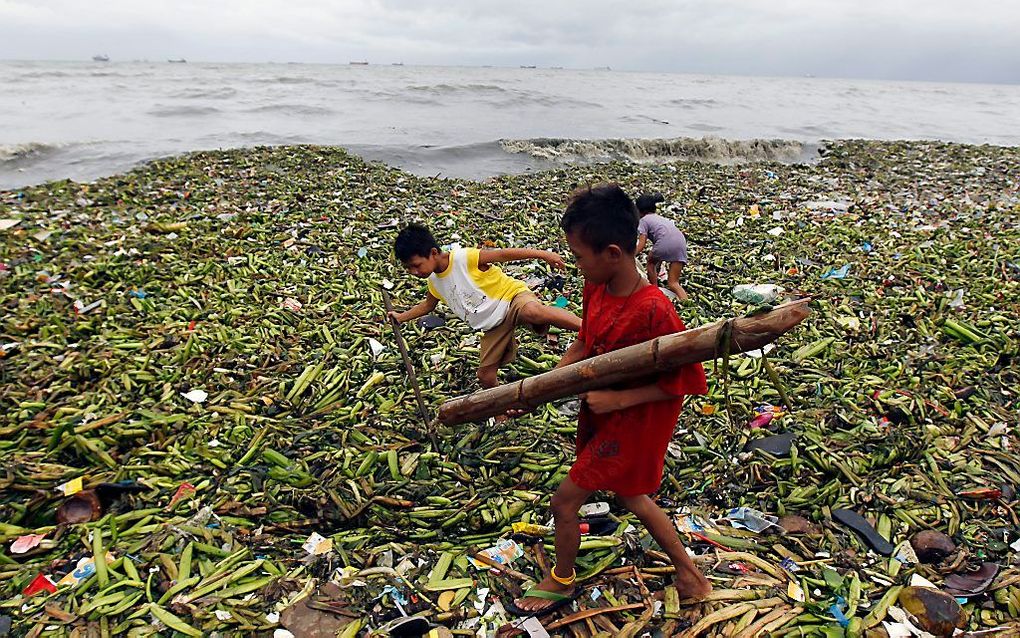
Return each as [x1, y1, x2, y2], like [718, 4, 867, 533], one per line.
[568, 282, 708, 497]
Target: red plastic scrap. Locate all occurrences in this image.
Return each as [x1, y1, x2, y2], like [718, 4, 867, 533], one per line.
[23, 573, 57, 596]
[958, 488, 1002, 500]
[167, 482, 197, 509]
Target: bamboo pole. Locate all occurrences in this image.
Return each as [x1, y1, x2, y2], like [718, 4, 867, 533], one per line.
[439, 299, 810, 425]
[382, 290, 440, 450]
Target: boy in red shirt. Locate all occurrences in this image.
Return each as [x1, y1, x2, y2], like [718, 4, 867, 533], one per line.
[511, 184, 712, 615]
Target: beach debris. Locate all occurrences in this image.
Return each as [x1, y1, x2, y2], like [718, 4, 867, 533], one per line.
[279, 583, 354, 638]
[302, 531, 334, 556]
[578, 502, 610, 517]
[55, 476, 84, 496]
[731, 283, 783, 304]
[416, 315, 446, 329]
[947, 288, 966, 308]
[368, 337, 386, 358]
[181, 388, 208, 403]
[73, 299, 102, 314]
[778, 514, 815, 535]
[820, 264, 851, 279]
[10, 533, 46, 554]
[746, 403, 784, 429]
[744, 431, 795, 456]
[832, 508, 896, 555]
[944, 562, 999, 597]
[723, 507, 782, 534]
[911, 530, 957, 564]
[468, 538, 524, 570]
[898, 586, 968, 637]
[22, 574, 57, 597]
[56, 489, 102, 524]
[0, 140, 1017, 635]
[742, 342, 775, 358]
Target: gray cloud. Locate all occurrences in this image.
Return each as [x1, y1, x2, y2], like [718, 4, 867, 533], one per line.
[1, 0, 1017, 82]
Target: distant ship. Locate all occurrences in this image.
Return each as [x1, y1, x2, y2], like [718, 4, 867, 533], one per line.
[349, 61, 369, 65]
[168, 58, 187, 64]
[92, 54, 109, 62]
[391, 62, 404, 66]
[520, 65, 537, 69]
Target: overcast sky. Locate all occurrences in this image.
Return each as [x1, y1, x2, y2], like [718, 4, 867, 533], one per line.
[1, 0, 1018, 83]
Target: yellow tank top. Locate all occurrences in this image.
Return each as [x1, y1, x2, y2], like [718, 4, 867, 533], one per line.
[427, 248, 529, 331]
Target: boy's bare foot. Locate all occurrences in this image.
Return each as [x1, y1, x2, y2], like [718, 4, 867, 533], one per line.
[675, 569, 712, 601]
[670, 285, 689, 301]
[513, 573, 574, 612]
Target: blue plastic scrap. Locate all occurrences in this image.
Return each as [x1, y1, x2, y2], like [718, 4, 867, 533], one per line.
[830, 597, 850, 628]
[779, 557, 800, 573]
[380, 585, 408, 606]
[820, 264, 851, 280]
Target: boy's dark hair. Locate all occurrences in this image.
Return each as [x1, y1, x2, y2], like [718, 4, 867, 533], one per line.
[560, 184, 639, 254]
[394, 223, 439, 261]
[635, 192, 665, 214]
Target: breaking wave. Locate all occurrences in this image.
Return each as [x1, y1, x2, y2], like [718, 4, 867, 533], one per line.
[500, 136, 815, 165]
[148, 105, 223, 117]
[0, 142, 61, 164]
[401, 83, 601, 109]
[171, 87, 238, 100]
[244, 103, 336, 116]
[406, 83, 509, 95]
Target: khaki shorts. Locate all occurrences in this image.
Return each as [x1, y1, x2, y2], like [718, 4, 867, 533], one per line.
[479, 292, 541, 369]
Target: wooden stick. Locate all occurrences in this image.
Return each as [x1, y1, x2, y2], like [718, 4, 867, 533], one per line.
[677, 602, 757, 638]
[531, 538, 551, 578]
[591, 614, 621, 635]
[632, 565, 651, 603]
[617, 566, 656, 638]
[439, 299, 810, 424]
[544, 603, 646, 631]
[734, 605, 801, 638]
[467, 548, 532, 581]
[382, 290, 440, 450]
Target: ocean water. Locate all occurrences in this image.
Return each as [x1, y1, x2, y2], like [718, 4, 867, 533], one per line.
[2, 60, 1019, 189]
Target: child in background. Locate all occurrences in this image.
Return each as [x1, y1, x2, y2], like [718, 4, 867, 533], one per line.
[636, 192, 690, 300]
[390, 223, 581, 389]
[509, 184, 711, 616]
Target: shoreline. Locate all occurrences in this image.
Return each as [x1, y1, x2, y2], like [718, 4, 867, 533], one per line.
[1, 140, 1018, 635]
[6, 134, 1018, 191]
[1, 134, 829, 190]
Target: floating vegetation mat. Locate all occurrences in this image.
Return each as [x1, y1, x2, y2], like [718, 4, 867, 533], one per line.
[1, 140, 1018, 637]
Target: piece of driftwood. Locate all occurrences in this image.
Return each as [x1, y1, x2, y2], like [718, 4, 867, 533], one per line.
[439, 299, 811, 425]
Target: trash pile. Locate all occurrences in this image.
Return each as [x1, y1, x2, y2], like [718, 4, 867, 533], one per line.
[1, 140, 1018, 636]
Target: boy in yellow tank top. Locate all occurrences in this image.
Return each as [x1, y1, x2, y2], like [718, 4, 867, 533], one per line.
[389, 223, 581, 389]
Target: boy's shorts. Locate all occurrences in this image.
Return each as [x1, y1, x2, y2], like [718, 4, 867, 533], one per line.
[479, 292, 541, 369]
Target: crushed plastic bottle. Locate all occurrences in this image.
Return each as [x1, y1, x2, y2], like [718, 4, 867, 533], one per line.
[732, 284, 784, 305]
